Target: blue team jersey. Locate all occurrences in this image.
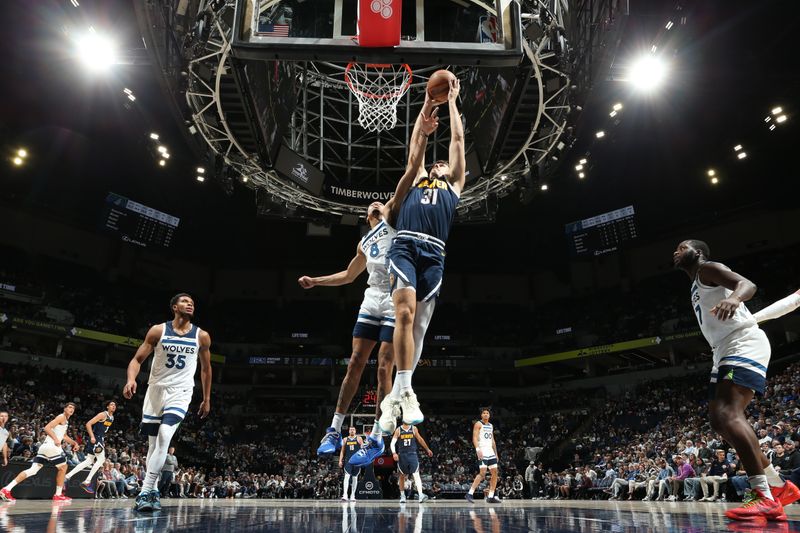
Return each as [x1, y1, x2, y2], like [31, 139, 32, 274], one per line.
[396, 177, 459, 244]
[90, 412, 113, 443]
[397, 426, 418, 456]
[343, 436, 360, 461]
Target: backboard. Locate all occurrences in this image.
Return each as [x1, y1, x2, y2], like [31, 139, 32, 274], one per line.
[232, 0, 523, 66]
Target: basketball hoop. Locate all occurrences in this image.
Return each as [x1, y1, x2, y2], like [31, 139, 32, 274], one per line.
[345, 62, 413, 132]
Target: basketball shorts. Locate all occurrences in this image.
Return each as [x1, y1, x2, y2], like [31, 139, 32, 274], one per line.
[352, 287, 395, 343]
[142, 384, 193, 425]
[479, 456, 498, 469]
[387, 235, 445, 302]
[709, 325, 770, 397]
[34, 443, 66, 466]
[344, 462, 363, 477]
[398, 454, 419, 475]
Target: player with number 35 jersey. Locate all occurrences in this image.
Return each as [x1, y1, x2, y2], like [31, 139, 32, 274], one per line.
[123, 293, 212, 513]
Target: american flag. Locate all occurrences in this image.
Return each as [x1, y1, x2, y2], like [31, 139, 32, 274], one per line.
[258, 23, 289, 37]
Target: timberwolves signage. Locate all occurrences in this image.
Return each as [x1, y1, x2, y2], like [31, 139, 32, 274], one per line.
[326, 185, 394, 202]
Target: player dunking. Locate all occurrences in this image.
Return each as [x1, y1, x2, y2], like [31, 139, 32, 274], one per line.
[466, 408, 501, 504]
[391, 422, 433, 503]
[64, 400, 116, 493]
[378, 77, 464, 428]
[123, 293, 212, 512]
[348, 94, 442, 467]
[299, 202, 397, 456]
[339, 426, 363, 501]
[674, 240, 799, 521]
[0, 403, 77, 502]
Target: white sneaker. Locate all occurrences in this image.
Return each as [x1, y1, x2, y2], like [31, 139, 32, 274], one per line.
[398, 390, 424, 425]
[378, 395, 401, 435]
[350, 495, 357, 502]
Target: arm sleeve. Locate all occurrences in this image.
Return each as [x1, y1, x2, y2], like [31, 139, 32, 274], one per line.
[390, 438, 398, 454]
[754, 293, 800, 322]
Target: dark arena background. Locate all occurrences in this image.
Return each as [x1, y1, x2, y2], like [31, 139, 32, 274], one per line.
[1, 0, 799, 531]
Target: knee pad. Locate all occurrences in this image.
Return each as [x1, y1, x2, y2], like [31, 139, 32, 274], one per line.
[140, 422, 160, 437]
[23, 463, 44, 477]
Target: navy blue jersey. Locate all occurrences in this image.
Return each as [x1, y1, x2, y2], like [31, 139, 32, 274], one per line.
[397, 426, 418, 456]
[343, 436, 360, 462]
[91, 412, 114, 444]
[396, 177, 459, 244]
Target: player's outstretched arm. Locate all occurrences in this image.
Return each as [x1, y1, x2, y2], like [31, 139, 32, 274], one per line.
[413, 427, 433, 457]
[390, 429, 400, 459]
[700, 262, 757, 321]
[754, 289, 800, 323]
[298, 244, 367, 289]
[198, 330, 213, 419]
[447, 78, 466, 195]
[123, 325, 162, 399]
[385, 95, 439, 223]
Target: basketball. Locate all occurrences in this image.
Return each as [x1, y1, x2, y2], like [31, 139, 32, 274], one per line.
[427, 69, 457, 104]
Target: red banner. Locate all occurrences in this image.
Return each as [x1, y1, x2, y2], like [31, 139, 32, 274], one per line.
[358, 0, 401, 47]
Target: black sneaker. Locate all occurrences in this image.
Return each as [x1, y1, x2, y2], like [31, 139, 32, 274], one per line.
[486, 496, 502, 504]
[465, 493, 474, 503]
[134, 490, 153, 512]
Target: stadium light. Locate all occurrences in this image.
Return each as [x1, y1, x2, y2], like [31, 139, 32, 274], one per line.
[17, 149, 28, 158]
[196, 175, 205, 182]
[737, 152, 747, 160]
[776, 115, 788, 124]
[579, 158, 587, 165]
[609, 110, 618, 117]
[613, 103, 623, 111]
[499, 175, 508, 181]
[12, 157, 23, 166]
[158, 159, 166, 167]
[595, 130, 606, 139]
[149, 133, 160, 140]
[76, 31, 117, 72]
[769, 124, 776, 131]
[197, 167, 206, 174]
[157, 146, 167, 154]
[575, 164, 584, 171]
[540, 184, 548, 191]
[772, 107, 783, 115]
[162, 152, 170, 159]
[707, 169, 716, 177]
[627, 54, 668, 92]
[733, 144, 742, 152]
[711, 177, 719, 185]
[578, 172, 585, 179]
[665, 21, 674, 30]
[241, 176, 248, 183]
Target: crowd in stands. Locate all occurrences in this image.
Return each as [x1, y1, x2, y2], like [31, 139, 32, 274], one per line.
[2, 242, 798, 354]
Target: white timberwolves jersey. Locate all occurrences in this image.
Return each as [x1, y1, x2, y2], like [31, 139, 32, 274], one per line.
[479, 422, 496, 459]
[691, 273, 757, 348]
[44, 420, 68, 447]
[149, 322, 200, 388]
[360, 220, 396, 289]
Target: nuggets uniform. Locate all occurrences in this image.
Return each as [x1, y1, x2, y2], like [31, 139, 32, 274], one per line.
[142, 322, 200, 430]
[396, 425, 419, 475]
[343, 436, 363, 476]
[478, 422, 497, 468]
[88, 411, 114, 453]
[34, 420, 68, 465]
[353, 220, 396, 343]
[691, 271, 770, 394]
[388, 176, 459, 302]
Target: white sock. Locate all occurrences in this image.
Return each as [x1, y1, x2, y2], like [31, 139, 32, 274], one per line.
[85, 452, 105, 484]
[350, 476, 358, 498]
[413, 472, 424, 499]
[142, 423, 179, 492]
[370, 420, 382, 439]
[468, 488, 475, 495]
[488, 491, 495, 498]
[343, 473, 350, 497]
[764, 464, 785, 487]
[748, 475, 773, 500]
[395, 370, 413, 393]
[5, 480, 17, 491]
[331, 413, 346, 433]
[55, 485, 63, 496]
[65, 456, 93, 480]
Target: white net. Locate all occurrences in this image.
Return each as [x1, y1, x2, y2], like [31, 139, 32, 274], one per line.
[345, 63, 413, 132]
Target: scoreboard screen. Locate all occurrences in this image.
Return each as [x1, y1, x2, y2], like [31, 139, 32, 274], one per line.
[565, 205, 638, 257]
[102, 192, 180, 248]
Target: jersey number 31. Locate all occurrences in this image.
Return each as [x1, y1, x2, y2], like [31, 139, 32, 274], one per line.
[420, 189, 438, 205]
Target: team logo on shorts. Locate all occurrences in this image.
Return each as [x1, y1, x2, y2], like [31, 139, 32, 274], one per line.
[726, 369, 735, 381]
